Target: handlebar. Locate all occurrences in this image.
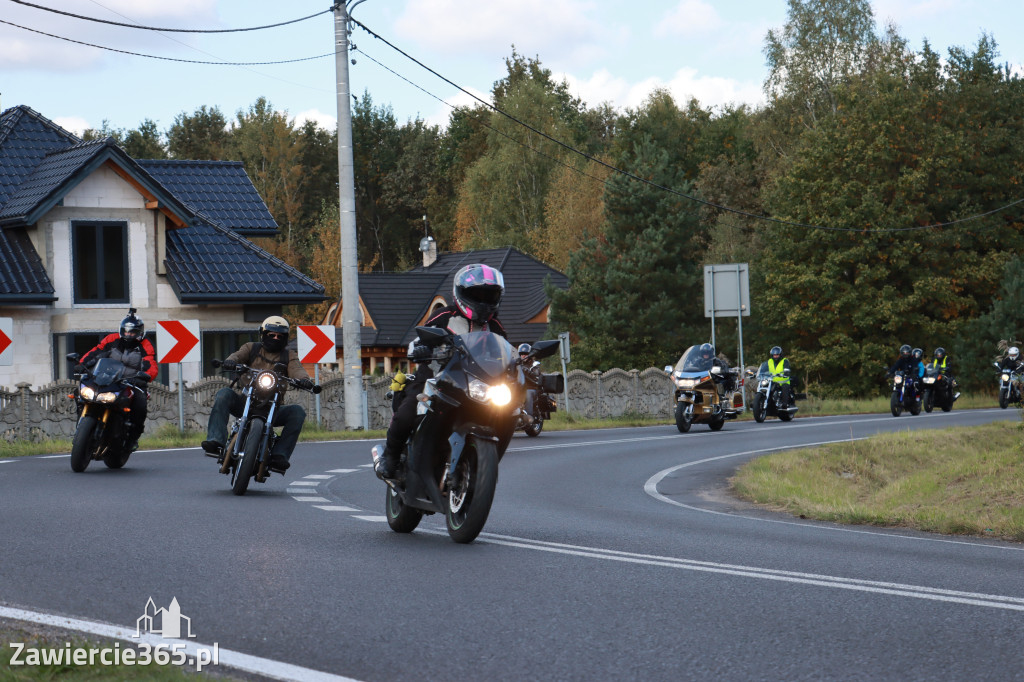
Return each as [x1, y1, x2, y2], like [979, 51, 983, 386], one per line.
[212, 359, 322, 394]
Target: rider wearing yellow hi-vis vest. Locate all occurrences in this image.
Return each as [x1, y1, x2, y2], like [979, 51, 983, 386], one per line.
[767, 346, 793, 406]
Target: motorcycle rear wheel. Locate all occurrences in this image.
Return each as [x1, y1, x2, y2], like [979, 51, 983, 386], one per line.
[232, 419, 263, 496]
[708, 415, 725, 431]
[103, 449, 130, 469]
[524, 418, 543, 437]
[890, 393, 903, 417]
[445, 438, 498, 544]
[908, 397, 921, 416]
[70, 415, 98, 472]
[753, 394, 767, 423]
[674, 404, 692, 433]
[778, 410, 793, 422]
[386, 485, 423, 533]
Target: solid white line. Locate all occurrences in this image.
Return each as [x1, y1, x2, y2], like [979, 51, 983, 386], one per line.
[291, 496, 330, 503]
[313, 506, 359, 512]
[0, 605, 361, 682]
[0, 460, 16, 464]
[643, 441, 1024, 553]
[39, 454, 69, 459]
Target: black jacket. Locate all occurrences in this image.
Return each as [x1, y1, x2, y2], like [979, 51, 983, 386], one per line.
[423, 305, 507, 338]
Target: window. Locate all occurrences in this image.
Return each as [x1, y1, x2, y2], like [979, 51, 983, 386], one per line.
[202, 330, 258, 377]
[73, 221, 128, 303]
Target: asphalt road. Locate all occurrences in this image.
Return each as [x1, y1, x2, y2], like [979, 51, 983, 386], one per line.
[2, 408, 1023, 681]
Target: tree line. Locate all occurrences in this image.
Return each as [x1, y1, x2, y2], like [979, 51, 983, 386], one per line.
[91, 0, 1024, 396]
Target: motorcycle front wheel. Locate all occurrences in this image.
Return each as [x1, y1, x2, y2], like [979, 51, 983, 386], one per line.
[923, 389, 934, 413]
[232, 418, 264, 496]
[446, 437, 498, 544]
[999, 389, 1009, 409]
[890, 393, 903, 417]
[753, 394, 767, 423]
[386, 485, 423, 533]
[674, 403, 692, 432]
[70, 415, 98, 472]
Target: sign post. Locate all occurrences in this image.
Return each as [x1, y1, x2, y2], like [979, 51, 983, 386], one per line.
[704, 264, 751, 412]
[557, 331, 571, 415]
[157, 320, 201, 433]
[0, 318, 12, 366]
[298, 325, 337, 426]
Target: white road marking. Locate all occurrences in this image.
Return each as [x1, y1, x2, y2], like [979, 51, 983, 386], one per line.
[39, 454, 69, 459]
[313, 506, 359, 512]
[358, 463, 374, 468]
[303, 474, 333, 479]
[0, 605, 361, 682]
[352, 515, 388, 522]
[326, 468, 358, 473]
[0, 460, 16, 464]
[286, 488, 314, 494]
[286, 481, 319, 486]
[291, 496, 331, 503]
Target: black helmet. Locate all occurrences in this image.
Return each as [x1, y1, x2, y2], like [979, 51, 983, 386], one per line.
[119, 308, 144, 347]
[912, 347, 923, 360]
[933, 347, 946, 359]
[453, 264, 504, 322]
[518, 343, 532, 357]
[899, 344, 911, 357]
[260, 315, 289, 353]
[699, 342, 714, 359]
[770, 346, 782, 359]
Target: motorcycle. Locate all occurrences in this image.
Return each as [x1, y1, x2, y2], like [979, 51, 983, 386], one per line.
[889, 369, 922, 417]
[922, 365, 955, 413]
[66, 353, 147, 472]
[210, 359, 321, 495]
[994, 362, 1022, 409]
[746, 362, 797, 423]
[665, 345, 740, 433]
[372, 327, 562, 543]
[515, 360, 561, 437]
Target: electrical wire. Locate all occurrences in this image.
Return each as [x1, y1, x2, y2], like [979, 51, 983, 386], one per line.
[351, 17, 1024, 234]
[5, 0, 331, 33]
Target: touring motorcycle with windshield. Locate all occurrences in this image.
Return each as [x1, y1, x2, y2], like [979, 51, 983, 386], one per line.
[210, 359, 321, 495]
[922, 364, 955, 413]
[372, 327, 562, 543]
[746, 361, 797, 423]
[665, 345, 740, 432]
[66, 354, 147, 472]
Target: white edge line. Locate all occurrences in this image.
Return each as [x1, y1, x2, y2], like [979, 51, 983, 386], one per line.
[0, 605, 361, 682]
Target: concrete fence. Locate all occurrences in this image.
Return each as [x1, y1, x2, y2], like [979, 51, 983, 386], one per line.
[0, 368, 689, 444]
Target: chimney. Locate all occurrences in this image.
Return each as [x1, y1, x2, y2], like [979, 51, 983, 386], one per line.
[419, 235, 437, 268]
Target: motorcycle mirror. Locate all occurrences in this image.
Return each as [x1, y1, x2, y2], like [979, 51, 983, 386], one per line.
[710, 366, 721, 375]
[664, 365, 672, 374]
[415, 325, 452, 347]
[531, 339, 560, 360]
[66, 352, 80, 362]
[312, 385, 323, 394]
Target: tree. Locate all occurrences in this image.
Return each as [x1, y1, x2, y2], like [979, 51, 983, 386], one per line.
[167, 105, 230, 160]
[83, 119, 166, 159]
[538, 156, 610, 270]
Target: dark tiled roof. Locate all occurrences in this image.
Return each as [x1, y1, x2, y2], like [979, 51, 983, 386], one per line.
[0, 106, 79, 208]
[0, 227, 55, 303]
[139, 160, 278, 236]
[165, 219, 325, 303]
[358, 272, 447, 346]
[0, 139, 109, 221]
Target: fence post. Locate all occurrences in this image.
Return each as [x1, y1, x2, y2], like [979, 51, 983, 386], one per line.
[16, 382, 30, 440]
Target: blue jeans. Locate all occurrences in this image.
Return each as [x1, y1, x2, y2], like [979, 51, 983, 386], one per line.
[206, 387, 306, 460]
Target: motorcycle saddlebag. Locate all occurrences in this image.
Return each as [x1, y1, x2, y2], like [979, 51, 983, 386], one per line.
[541, 373, 565, 394]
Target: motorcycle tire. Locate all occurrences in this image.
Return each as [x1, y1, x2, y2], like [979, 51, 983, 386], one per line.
[890, 393, 903, 417]
[103, 449, 131, 469]
[70, 415, 98, 473]
[941, 398, 953, 412]
[923, 390, 934, 413]
[779, 411, 793, 422]
[386, 485, 423, 533]
[232, 418, 264, 496]
[445, 437, 498, 544]
[708, 415, 725, 431]
[753, 395, 767, 423]
[999, 389, 1009, 409]
[908, 395, 921, 416]
[524, 418, 543, 437]
[674, 404, 692, 433]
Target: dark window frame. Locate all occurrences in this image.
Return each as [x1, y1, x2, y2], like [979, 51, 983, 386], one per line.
[72, 220, 129, 304]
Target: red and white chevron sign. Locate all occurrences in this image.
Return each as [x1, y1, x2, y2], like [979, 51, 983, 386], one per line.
[157, 320, 201, 364]
[0, 317, 12, 366]
[297, 325, 336, 364]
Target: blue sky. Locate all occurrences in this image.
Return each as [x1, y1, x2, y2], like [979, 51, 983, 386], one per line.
[2, 0, 1022, 137]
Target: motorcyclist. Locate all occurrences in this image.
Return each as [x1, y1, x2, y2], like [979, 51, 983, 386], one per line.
[888, 344, 919, 377]
[695, 342, 735, 394]
[77, 308, 156, 452]
[519, 343, 540, 424]
[201, 315, 314, 472]
[998, 346, 1022, 372]
[767, 345, 793, 406]
[374, 264, 508, 479]
[931, 347, 960, 400]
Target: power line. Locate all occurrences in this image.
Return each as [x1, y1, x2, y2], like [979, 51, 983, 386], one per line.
[351, 17, 1024, 234]
[0, 18, 335, 65]
[6, 0, 331, 33]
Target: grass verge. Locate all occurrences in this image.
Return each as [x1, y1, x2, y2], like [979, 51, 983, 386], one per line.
[730, 420, 1024, 541]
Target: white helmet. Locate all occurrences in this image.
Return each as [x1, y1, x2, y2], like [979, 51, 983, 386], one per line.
[1009, 346, 1019, 360]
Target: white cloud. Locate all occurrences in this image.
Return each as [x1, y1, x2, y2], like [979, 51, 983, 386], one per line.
[52, 116, 91, 137]
[655, 0, 723, 38]
[422, 86, 491, 128]
[293, 108, 336, 131]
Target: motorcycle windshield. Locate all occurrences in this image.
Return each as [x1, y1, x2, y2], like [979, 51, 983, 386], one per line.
[674, 345, 714, 375]
[757, 361, 771, 378]
[90, 358, 125, 385]
[454, 331, 515, 380]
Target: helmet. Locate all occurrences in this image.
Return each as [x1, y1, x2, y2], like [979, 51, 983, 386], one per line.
[453, 264, 504, 321]
[119, 309, 144, 347]
[899, 344, 911, 357]
[699, 343, 715, 360]
[1010, 346, 1020, 360]
[770, 346, 782, 359]
[933, 347, 946, 359]
[260, 315, 289, 353]
[912, 347, 923, 360]
[518, 343, 532, 358]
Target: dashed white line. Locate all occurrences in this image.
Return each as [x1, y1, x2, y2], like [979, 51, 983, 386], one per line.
[303, 475, 333, 480]
[313, 505, 359, 512]
[291, 496, 331, 503]
[326, 468, 358, 473]
[39, 454, 69, 459]
[351, 515, 387, 522]
[287, 481, 319, 486]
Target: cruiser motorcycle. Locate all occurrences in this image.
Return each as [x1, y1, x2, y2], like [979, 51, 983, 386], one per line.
[211, 359, 321, 495]
[66, 354, 147, 472]
[665, 345, 740, 433]
[746, 362, 797, 423]
[994, 362, 1022, 409]
[373, 327, 562, 543]
[922, 365, 955, 413]
[889, 369, 922, 417]
[515, 359, 561, 437]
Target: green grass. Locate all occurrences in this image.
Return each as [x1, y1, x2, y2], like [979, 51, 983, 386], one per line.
[731, 420, 1024, 541]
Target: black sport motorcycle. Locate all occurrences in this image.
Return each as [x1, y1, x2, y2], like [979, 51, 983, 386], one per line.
[994, 362, 1022, 409]
[889, 369, 922, 417]
[746, 362, 797, 423]
[211, 359, 321, 495]
[922, 364, 955, 413]
[66, 354, 147, 472]
[515, 360, 562, 437]
[372, 327, 562, 543]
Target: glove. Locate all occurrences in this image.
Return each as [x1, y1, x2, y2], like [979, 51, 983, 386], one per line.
[411, 344, 431, 361]
[74, 364, 87, 374]
[130, 375, 150, 387]
[297, 378, 314, 390]
[221, 360, 236, 372]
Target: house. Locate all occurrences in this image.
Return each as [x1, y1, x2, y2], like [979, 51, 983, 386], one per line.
[321, 243, 569, 375]
[0, 105, 325, 389]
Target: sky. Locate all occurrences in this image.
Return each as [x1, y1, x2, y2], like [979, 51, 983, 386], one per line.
[2, 0, 1023, 137]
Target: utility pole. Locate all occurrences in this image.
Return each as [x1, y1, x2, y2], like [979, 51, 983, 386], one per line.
[334, 1, 364, 428]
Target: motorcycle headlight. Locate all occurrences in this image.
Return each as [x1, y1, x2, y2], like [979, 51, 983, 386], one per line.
[894, 375, 903, 384]
[759, 379, 770, 388]
[256, 371, 277, 391]
[675, 378, 697, 389]
[96, 392, 118, 403]
[1002, 373, 1010, 382]
[923, 377, 935, 384]
[80, 386, 96, 401]
[468, 379, 512, 406]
